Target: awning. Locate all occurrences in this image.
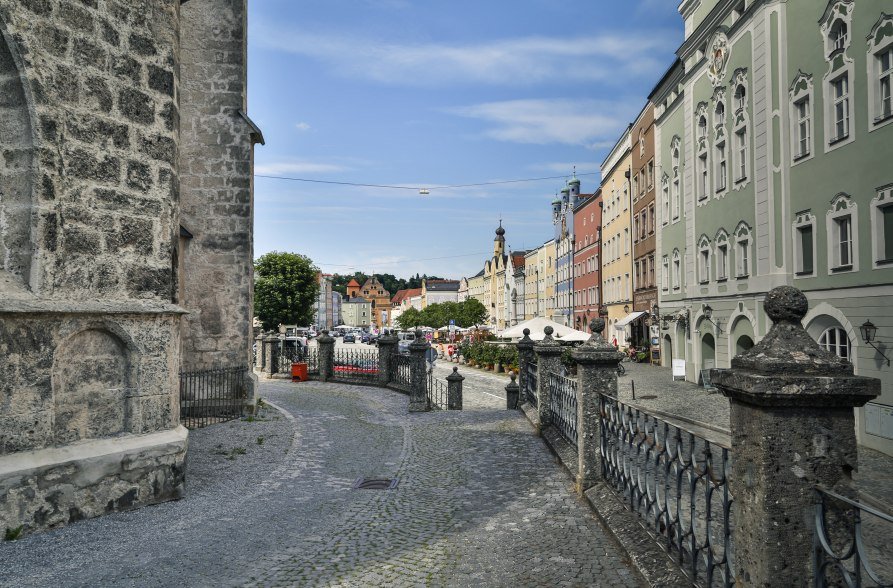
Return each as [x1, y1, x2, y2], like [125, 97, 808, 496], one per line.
[614, 311, 647, 329]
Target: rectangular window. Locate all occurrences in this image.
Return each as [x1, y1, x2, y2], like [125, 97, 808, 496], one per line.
[796, 98, 810, 157]
[717, 244, 728, 279]
[673, 179, 680, 218]
[716, 143, 727, 191]
[879, 48, 893, 121]
[736, 129, 747, 180]
[699, 249, 709, 283]
[648, 256, 655, 287]
[833, 75, 850, 141]
[649, 204, 655, 234]
[797, 225, 814, 274]
[883, 204, 893, 261]
[673, 258, 681, 289]
[737, 240, 749, 276]
[836, 216, 852, 267]
[699, 155, 708, 199]
[647, 161, 654, 188]
[662, 256, 669, 290]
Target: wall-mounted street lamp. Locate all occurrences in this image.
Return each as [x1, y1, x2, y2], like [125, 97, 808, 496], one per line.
[860, 320, 890, 366]
[623, 304, 630, 314]
[598, 305, 609, 317]
[702, 304, 723, 333]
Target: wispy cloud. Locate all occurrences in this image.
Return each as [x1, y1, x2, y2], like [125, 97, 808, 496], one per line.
[295, 122, 312, 132]
[448, 99, 637, 147]
[253, 26, 677, 87]
[254, 160, 348, 176]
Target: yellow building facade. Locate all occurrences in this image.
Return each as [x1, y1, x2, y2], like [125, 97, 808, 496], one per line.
[600, 127, 634, 345]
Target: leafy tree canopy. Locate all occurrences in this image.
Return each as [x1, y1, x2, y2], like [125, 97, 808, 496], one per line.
[254, 252, 319, 330]
[331, 272, 444, 298]
[396, 298, 488, 330]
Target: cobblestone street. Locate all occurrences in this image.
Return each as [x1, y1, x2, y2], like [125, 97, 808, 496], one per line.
[0, 375, 642, 588]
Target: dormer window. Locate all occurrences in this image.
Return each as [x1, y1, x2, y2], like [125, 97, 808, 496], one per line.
[830, 21, 847, 54]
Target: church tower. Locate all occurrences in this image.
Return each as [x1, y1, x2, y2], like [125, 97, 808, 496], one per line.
[494, 221, 506, 257]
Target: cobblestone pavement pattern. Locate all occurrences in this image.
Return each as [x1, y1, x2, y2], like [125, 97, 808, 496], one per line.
[0, 375, 643, 588]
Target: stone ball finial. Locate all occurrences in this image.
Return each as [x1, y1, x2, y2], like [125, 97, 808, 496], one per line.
[590, 318, 605, 334]
[509, 371, 516, 382]
[764, 286, 808, 324]
[453, 366, 458, 373]
[544, 326, 554, 336]
[523, 328, 530, 337]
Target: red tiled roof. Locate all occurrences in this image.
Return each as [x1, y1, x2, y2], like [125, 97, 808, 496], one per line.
[347, 279, 360, 287]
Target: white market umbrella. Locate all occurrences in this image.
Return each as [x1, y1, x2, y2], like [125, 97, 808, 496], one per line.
[499, 317, 591, 342]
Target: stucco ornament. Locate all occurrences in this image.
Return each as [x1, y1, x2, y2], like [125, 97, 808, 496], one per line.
[707, 31, 729, 87]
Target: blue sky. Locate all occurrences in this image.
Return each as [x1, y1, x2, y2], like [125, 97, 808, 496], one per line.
[249, 0, 683, 280]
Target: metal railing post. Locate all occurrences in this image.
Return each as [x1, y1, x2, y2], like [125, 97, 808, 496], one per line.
[447, 367, 464, 410]
[712, 286, 880, 586]
[571, 318, 623, 495]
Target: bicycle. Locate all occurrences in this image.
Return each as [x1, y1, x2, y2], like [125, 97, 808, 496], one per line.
[617, 363, 626, 376]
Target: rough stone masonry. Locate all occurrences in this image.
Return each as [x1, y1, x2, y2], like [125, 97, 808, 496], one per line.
[0, 0, 258, 535]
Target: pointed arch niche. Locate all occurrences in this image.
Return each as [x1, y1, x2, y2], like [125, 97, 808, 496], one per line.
[0, 24, 36, 293]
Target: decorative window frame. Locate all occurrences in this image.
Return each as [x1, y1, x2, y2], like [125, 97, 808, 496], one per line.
[661, 173, 670, 226]
[789, 71, 816, 165]
[792, 210, 818, 278]
[713, 86, 728, 196]
[715, 229, 730, 281]
[730, 69, 750, 188]
[671, 136, 682, 221]
[734, 221, 752, 278]
[825, 192, 859, 273]
[661, 255, 670, 291]
[870, 183, 893, 268]
[698, 234, 712, 284]
[867, 13, 893, 131]
[820, 0, 856, 153]
[672, 248, 682, 291]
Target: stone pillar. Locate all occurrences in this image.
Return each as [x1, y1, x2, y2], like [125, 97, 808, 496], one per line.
[377, 333, 398, 387]
[409, 331, 429, 412]
[712, 286, 879, 587]
[572, 318, 623, 494]
[447, 367, 464, 410]
[254, 333, 264, 370]
[317, 331, 335, 382]
[516, 329, 535, 408]
[504, 372, 519, 409]
[533, 326, 563, 432]
[262, 335, 280, 378]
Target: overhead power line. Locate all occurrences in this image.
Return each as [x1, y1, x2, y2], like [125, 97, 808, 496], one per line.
[254, 171, 599, 192]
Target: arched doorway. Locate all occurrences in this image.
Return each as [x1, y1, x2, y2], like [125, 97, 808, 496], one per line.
[701, 332, 716, 371]
[662, 334, 673, 367]
[736, 335, 754, 355]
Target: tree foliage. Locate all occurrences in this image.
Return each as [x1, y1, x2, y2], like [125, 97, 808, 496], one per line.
[254, 251, 319, 330]
[395, 298, 489, 330]
[331, 272, 444, 298]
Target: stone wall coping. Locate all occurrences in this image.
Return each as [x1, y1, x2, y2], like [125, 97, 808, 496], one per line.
[0, 426, 188, 479]
[571, 347, 624, 364]
[0, 301, 188, 315]
[712, 369, 881, 408]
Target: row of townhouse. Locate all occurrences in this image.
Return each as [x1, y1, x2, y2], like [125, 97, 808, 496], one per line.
[460, 0, 893, 457]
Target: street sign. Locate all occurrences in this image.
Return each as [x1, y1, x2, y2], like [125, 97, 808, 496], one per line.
[672, 359, 686, 380]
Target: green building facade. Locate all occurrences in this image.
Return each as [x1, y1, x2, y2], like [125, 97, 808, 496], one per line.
[655, 0, 893, 455]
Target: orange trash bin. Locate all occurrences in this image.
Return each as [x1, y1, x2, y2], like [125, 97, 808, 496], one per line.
[291, 362, 308, 382]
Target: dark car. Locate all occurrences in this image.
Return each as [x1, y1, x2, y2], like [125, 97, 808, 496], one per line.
[368, 333, 380, 345]
[361, 333, 371, 344]
[343, 333, 356, 343]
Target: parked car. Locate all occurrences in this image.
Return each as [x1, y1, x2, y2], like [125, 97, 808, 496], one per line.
[361, 333, 371, 344]
[343, 333, 356, 343]
[368, 333, 380, 345]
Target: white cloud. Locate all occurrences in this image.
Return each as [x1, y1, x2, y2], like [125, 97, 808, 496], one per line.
[295, 122, 312, 132]
[448, 98, 637, 147]
[254, 160, 347, 175]
[253, 26, 677, 87]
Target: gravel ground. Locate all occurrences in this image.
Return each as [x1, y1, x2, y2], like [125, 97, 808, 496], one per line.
[0, 378, 644, 588]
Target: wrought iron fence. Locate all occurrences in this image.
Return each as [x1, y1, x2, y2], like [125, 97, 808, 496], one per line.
[525, 360, 538, 406]
[179, 367, 248, 429]
[427, 369, 449, 410]
[277, 346, 320, 376]
[548, 372, 577, 448]
[814, 487, 893, 587]
[390, 354, 414, 391]
[332, 348, 379, 384]
[600, 394, 734, 588]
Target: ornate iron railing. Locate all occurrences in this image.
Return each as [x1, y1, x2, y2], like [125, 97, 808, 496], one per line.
[600, 394, 735, 587]
[390, 354, 414, 391]
[332, 348, 379, 384]
[814, 487, 893, 587]
[548, 372, 577, 448]
[525, 360, 538, 407]
[427, 369, 449, 411]
[278, 346, 320, 375]
[179, 367, 248, 429]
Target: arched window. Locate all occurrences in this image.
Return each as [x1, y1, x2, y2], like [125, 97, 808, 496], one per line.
[819, 327, 851, 360]
[698, 116, 708, 139]
[714, 101, 727, 192]
[735, 85, 746, 111]
[830, 20, 848, 54]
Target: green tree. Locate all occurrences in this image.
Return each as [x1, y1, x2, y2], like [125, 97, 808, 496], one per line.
[396, 307, 422, 330]
[254, 252, 319, 330]
[458, 298, 488, 328]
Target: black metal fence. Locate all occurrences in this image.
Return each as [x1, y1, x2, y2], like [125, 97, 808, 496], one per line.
[525, 360, 538, 406]
[600, 394, 734, 588]
[390, 354, 414, 392]
[427, 369, 449, 410]
[813, 487, 893, 587]
[332, 348, 379, 384]
[548, 372, 577, 448]
[180, 367, 248, 429]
